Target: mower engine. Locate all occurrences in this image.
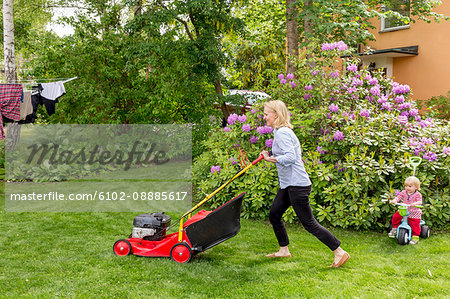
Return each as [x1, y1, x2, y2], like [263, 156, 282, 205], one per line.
[132, 212, 171, 240]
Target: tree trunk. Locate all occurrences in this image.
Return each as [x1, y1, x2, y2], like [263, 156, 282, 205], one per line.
[134, 0, 143, 17]
[3, 0, 17, 82]
[286, 0, 299, 74]
[3, 0, 21, 150]
[303, 0, 316, 68]
[214, 79, 230, 126]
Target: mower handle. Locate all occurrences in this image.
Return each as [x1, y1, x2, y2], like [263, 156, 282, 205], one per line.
[252, 154, 265, 165]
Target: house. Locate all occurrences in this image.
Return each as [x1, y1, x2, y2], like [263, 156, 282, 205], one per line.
[357, 1, 450, 104]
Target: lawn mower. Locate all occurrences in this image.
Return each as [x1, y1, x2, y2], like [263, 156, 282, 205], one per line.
[113, 153, 264, 263]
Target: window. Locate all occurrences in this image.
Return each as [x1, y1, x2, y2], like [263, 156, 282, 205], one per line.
[381, 0, 410, 32]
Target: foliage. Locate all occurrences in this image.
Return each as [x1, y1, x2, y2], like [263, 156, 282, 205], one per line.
[192, 43, 450, 231]
[417, 92, 450, 120]
[295, 0, 448, 48]
[0, 0, 54, 65]
[23, 0, 236, 157]
[223, 0, 286, 89]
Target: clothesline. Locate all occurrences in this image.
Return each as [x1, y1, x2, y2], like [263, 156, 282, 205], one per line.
[0, 76, 78, 84]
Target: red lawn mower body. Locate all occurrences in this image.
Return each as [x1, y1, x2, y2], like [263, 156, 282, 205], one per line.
[113, 192, 246, 263]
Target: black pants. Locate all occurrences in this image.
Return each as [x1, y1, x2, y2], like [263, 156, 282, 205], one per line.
[269, 185, 341, 251]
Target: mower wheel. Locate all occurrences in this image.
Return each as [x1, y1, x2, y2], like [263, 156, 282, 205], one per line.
[420, 225, 430, 239]
[170, 243, 192, 263]
[113, 239, 132, 256]
[397, 228, 409, 245]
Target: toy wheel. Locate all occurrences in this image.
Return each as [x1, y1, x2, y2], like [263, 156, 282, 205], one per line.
[420, 225, 430, 239]
[398, 228, 409, 245]
[170, 243, 192, 263]
[113, 239, 132, 256]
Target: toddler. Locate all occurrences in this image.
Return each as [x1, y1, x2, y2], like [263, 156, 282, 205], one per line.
[389, 176, 422, 244]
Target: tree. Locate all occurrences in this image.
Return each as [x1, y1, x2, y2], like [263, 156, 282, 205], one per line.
[285, 0, 448, 71]
[3, 0, 16, 82]
[223, 0, 286, 89]
[127, 0, 246, 121]
[286, 0, 299, 74]
[2, 0, 21, 150]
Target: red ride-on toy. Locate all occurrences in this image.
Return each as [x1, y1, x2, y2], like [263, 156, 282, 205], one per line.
[113, 154, 264, 263]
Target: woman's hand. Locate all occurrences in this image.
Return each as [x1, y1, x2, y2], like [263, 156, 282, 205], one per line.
[260, 150, 277, 163]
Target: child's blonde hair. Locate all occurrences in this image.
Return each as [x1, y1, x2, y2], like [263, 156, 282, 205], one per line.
[263, 100, 293, 129]
[405, 176, 421, 191]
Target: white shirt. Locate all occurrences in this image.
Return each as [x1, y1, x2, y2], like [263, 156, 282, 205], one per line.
[40, 81, 66, 101]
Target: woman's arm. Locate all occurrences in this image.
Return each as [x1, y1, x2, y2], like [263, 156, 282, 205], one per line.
[273, 129, 297, 166]
[261, 150, 278, 163]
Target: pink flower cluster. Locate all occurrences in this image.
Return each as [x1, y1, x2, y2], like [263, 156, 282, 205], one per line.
[392, 83, 410, 95]
[242, 124, 251, 132]
[278, 73, 296, 87]
[398, 115, 408, 125]
[257, 126, 273, 134]
[317, 146, 326, 154]
[381, 102, 392, 111]
[330, 71, 339, 78]
[329, 103, 339, 113]
[227, 113, 247, 125]
[408, 137, 441, 161]
[423, 151, 437, 162]
[321, 41, 348, 51]
[333, 130, 344, 141]
[334, 162, 347, 172]
[228, 158, 238, 165]
[227, 113, 238, 125]
[368, 78, 378, 85]
[351, 78, 363, 86]
[443, 146, 450, 155]
[265, 138, 273, 148]
[347, 64, 358, 72]
[359, 109, 370, 118]
[211, 165, 221, 174]
[370, 86, 381, 97]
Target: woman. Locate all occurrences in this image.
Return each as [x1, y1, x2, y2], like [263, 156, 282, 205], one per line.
[260, 100, 350, 268]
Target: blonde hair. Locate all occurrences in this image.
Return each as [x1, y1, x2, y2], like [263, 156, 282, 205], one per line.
[405, 176, 421, 191]
[263, 100, 293, 129]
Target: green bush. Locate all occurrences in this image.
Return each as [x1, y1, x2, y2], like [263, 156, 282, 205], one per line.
[417, 92, 450, 120]
[193, 42, 450, 231]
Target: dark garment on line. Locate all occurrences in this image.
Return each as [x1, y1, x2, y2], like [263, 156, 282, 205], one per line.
[19, 84, 59, 124]
[269, 185, 341, 251]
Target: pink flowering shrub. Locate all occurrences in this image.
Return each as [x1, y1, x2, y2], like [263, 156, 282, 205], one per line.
[193, 42, 449, 230]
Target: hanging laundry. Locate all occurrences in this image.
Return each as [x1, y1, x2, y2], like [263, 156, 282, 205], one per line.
[40, 81, 66, 101]
[0, 84, 22, 140]
[19, 82, 66, 124]
[20, 91, 33, 120]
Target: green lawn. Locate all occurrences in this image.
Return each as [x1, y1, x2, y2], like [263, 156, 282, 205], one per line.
[1, 195, 449, 299]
